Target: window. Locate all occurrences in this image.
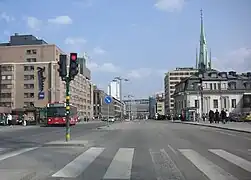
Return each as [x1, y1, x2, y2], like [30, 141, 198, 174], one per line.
[223, 98, 227, 108]
[213, 99, 218, 108]
[24, 65, 34, 71]
[1, 75, 12, 80]
[195, 100, 199, 108]
[218, 83, 221, 90]
[24, 75, 34, 80]
[24, 93, 34, 98]
[210, 83, 213, 90]
[26, 50, 31, 54]
[214, 83, 217, 90]
[24, 102, 34, 107]
[24, 84, 34, 89]
[26, 58, 36, 62]
[231, 99, 236, 108]
[1, 65, 13, 71]
[0, 84, 12, 89]
[32, 49, 37, 54]
[26, 49, 37, 55]
[0, 93, 12, 98]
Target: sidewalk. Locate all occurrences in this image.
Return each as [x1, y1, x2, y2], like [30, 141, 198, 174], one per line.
[174, 120, 251, 133]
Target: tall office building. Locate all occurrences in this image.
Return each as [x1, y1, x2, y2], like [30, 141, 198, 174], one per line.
[164, 67, 197, 114]
[108, 81, 120, 100]
[0, 34, 93, 119]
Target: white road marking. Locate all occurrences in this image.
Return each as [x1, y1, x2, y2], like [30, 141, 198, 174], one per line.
[218, 131, 237, 137]
[209, 149, 251, 172]
[179, 149, 238, 180]
[52, 147, 104, 178]
[168, 144, 177, 155]
[104, 148, 134, 179]
[150, 149, 185, 180]
[0, 147, 38, 161]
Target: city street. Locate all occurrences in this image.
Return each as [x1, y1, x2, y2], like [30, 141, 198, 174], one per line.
[0, 120, 251, 180]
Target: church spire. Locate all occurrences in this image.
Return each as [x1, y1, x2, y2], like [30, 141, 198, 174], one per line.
[198, 9, 207, 73]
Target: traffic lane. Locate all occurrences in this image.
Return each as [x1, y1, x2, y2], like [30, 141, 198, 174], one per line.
[157, 122, 251, 180]
[169, 123, 251, 151]
[0, 122, 106, 148]
[84, 120, 206, 180]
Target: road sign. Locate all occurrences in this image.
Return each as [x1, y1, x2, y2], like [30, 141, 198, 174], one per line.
[104, 96, 112, 104]
[38, 91, 45, 100]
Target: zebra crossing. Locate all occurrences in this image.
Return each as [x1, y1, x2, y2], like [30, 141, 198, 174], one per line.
[0, 146, 251, 179]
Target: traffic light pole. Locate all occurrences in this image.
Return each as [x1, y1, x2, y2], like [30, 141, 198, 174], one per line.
[65, 77, 71, 142]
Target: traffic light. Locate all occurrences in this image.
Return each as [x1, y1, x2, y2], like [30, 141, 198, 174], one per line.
[58, 55, 67, 80]
[69, 53, 78, 80]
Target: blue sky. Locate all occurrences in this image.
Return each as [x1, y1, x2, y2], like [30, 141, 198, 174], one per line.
[0, 0, 251, 98]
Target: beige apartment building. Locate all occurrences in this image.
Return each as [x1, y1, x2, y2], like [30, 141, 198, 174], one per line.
[164, 67, 197, 114]
[0, 34, 93, 119]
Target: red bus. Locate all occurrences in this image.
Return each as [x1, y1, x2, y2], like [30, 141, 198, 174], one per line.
[46, 102, 78, 126]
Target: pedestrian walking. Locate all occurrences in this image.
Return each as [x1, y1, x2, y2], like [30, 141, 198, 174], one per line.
[221, 109, 226, 124]
[214, 109, 220, 123]
[209, 110, 214, 123]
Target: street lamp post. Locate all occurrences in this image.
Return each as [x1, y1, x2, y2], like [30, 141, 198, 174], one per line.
[124, 94, 134, 120]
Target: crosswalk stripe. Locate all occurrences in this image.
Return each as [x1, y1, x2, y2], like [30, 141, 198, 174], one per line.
[150, 148, 185, 180]
[0, 147, 38, 161]
[103, 148, 134, 179]
[52, 147, 105, 178]
[209, 149, 251, 172]
[179, 149, 238, 180]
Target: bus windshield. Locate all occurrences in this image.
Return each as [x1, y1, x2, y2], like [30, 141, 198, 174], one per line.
[47, 107, 65, 117]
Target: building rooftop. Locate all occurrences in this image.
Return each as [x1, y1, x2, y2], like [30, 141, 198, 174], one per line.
[174, 70, 251, 94]
[0, 33, 48, 46]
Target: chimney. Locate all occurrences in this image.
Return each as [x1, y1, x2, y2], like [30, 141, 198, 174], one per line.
[228, 71, 236, 76]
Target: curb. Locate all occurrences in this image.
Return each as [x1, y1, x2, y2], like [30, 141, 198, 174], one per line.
[178, 122, 251, 134]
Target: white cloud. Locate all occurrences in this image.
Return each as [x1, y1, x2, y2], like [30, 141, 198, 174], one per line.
[64, 37, 87, 45]
[86, 61, 120, 73]
[213, 47, 251, 72]
[0, 12, 14, 22]
[26, 17, 42, 31]
[48, 16, 72, 25]
[154, 0, 185, 12]
[127, 68, 152, 79]
[93, 46, 106, 55]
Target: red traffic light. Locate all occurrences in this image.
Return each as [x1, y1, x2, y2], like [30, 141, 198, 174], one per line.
[70, 53, 77, 61]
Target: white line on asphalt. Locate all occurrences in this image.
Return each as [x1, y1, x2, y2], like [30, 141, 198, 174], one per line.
[209, 149, 251, 172]
[103, 148, 134, 179]
[52, 147, 104, 178]
[149, 148, 185, 180]
[0, 147, 38, 161]
[218, 131, 237, 137]
[179, 149, 238, 180]
[168, 144, 177, 155]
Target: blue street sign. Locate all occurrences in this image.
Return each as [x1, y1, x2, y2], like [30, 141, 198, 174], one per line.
[104, 96, 112, 104]
[38, 91, 45, 100]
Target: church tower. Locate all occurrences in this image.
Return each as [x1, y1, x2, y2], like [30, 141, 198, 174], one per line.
[196, 9, 212, 73]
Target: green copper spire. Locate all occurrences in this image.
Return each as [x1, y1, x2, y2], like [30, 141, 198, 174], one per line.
[198, 9, 207, 73]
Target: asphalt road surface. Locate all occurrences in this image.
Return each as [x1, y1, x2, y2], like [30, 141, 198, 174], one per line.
[0, 119, 251, 180]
